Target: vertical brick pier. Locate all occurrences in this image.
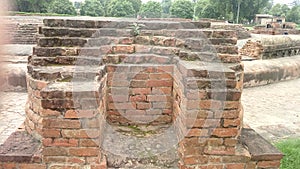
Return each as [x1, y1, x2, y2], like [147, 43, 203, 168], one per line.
[0, 18, 283, 169]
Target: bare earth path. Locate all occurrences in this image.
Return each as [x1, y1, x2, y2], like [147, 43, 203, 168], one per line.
[0, 79, 299, 145]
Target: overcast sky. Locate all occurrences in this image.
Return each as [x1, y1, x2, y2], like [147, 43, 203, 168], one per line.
[70, 0, 294, 5]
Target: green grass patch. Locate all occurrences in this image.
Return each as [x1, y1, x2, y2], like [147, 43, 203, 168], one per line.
[275, 138, 300, 169]
[8, 11, 76, 17]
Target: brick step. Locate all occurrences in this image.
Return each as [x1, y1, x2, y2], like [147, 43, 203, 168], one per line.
[33, 46, 108, 57]
[43, 19, 210, 29]
[140, 29, 236, 40]
[27, 65, 104, 81]
[177, 60, 237, 79]
[38, 37, 88, 47]
[40, 27, 132, 38]
[29, 55, 103, 66]
[0, 131, 44, 167]
[102, 125, 179, 168]
[40, 26, 98, 37]
[103, 53, 174, 64]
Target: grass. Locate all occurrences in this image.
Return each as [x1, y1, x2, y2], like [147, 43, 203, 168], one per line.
[275, 138, 300, 169]
[8, 11, 76, 17]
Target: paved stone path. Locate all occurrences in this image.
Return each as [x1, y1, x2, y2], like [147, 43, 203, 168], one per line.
[242, 78, 300, 142]
[0, 78, 299, 145]
[0, 92, 27, 144]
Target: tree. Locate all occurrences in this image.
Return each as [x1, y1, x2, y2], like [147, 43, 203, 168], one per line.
[170, 0, 194, 19]
[107, 0, 136, 17]
[14, 0, 53, 13]
[287, 5, 300, 23]
[47, 0, 76, 15]
[74, 1, 82, 9]
[162, 0, 172, 14]
[270, 4, 290, 17]
[127, 0, 142, 14]
[140, 1, 162, 18]
[80, 0, 105, 16]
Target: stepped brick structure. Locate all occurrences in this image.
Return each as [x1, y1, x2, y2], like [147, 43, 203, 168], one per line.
[0, 18, 283, 169]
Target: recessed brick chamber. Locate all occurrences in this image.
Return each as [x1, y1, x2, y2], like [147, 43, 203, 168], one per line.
[0, 18, 283, 169]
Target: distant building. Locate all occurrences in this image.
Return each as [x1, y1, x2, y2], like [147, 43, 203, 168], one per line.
[255, 14, 286, 25]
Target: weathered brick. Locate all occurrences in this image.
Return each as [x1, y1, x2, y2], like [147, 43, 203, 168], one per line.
[69, 147, 99, 157]
[257, 160, 281, 168]
[18, 164, 47, 169]
[183, 155, 209, 165]
[42, 129, 61, 138]
[225, 163, 245, 169]
[146, 80, 173, 87]
[43, 138, 78, 147]
[48, 164, 81, 169]
[186, 129, 209, 137]
[43, 119, 81, 129]
[212, 128, 239, 138]
[79, 139, 99, 147]
[64, 110, 97, 119]
[61, 129, 99, 139]
[43, 147, 68, 156]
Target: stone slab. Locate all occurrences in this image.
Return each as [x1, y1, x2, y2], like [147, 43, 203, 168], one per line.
[241, 128, 283, 161]
[0, 131, 40, 163]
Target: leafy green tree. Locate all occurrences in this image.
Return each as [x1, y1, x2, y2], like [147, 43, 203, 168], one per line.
[74, 1, 82, 9]
[140, 1, 162, 18]
[14, 0, 53, 13]
[270, 4, 290, 17]
[127, 0, 142, 14]
[194, 0, 210, 19]
[170, 0, 194, 19]
[162, 0, 172, 14]
[197, 2, 221, 19]
[47, 0, 76, 15]
[287, 5, 300, 23]
[80, 0, 105, 16]
[107, 0, 136, 17]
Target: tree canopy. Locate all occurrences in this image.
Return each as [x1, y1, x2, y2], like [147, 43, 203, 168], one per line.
[170, 0, 194, 19]
[10, 0, 300, 24]
[47, 0, 76, 15]
[140, 1, 162, 18]
[80, 0, 105, 17]
[107, 0, 136, 17]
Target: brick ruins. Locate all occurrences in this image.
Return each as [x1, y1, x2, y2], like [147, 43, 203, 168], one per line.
[0, 18, 283, 169]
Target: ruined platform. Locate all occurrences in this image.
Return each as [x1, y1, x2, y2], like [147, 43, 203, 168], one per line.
[0, 18, 283, 169]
